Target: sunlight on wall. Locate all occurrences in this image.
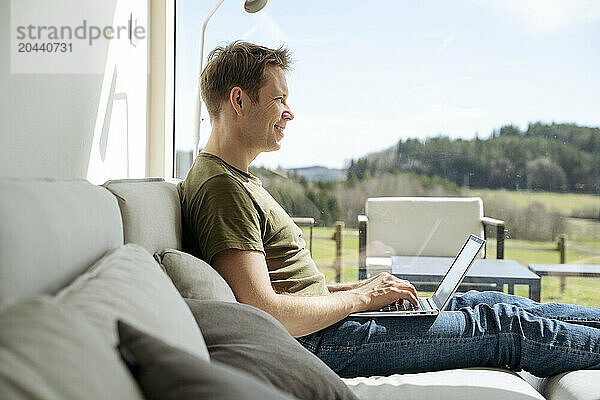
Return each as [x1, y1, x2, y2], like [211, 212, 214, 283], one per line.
[87, 0, 148, 184]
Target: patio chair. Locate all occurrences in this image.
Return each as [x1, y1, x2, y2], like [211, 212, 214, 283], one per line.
[357, 197, 505, 287]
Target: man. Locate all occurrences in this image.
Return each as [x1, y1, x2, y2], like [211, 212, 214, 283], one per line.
[179, 41, 600, 378]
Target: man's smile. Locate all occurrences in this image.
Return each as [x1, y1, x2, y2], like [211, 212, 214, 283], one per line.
[274, 124, 285, 137]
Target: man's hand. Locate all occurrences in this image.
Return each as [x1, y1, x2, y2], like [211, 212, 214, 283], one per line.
[349, 272, 419, 312]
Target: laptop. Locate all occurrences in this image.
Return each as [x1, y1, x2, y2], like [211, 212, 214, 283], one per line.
[349, 234, 485, 317]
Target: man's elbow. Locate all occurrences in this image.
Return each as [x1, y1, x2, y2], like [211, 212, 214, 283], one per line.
[235, 291, 279, 317]
[236, 293, 299, 335]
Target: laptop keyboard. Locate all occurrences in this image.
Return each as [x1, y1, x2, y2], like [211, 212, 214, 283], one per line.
[379, 298, 429, 312]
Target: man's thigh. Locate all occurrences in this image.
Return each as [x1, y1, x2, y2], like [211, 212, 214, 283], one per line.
[308, 311, 500, 377]
[447, 290, 536, 311]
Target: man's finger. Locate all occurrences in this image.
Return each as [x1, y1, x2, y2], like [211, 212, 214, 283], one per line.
[399, 290, 419, 307]
[389, 280, 419, 299]
[388, 288, 419, 307]
[389, 277, 418, 293]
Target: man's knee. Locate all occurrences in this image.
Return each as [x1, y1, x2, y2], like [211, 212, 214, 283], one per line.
[450, 290, 486, 309]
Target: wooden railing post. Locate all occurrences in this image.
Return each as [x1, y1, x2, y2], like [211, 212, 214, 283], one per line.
[496, 224, 505, 260]
[333, 221, 344, 283]
[558, 234, 567, 264]
[557, 234, 567, 293]
[358, 215, 368, 280]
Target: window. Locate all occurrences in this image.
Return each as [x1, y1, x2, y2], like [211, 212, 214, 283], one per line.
[175, 0, 288, 178]
[175, 1, 600, 305]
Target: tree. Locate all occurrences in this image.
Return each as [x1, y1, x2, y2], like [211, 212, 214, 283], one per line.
[489, 158, 515, 189]
[525, 157, 567, 191]
[498, 124, 522, 136]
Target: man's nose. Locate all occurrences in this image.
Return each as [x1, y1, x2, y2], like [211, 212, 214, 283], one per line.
[282, 107, 294, 121]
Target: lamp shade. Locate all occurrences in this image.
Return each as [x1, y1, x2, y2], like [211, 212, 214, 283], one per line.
[244, 0, 268, 13]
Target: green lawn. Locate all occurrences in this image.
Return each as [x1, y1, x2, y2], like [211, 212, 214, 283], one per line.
[300, 226, 600, 306]
[486, 238, 600, 264]
[468, 188, 600, 216]
[567, 218, 600, 243]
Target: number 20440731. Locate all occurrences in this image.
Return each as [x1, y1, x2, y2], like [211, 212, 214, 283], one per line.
[18, 42, 72, 53]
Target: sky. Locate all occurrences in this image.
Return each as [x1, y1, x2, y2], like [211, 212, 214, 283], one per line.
[175, 0, 600, 169]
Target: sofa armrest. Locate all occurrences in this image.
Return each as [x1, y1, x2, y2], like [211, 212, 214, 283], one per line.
[358, 215, 368, 279]
[482, 217, 505, 259]
[481, 216, 504, 226]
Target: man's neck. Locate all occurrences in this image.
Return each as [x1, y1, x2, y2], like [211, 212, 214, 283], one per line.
[202, 127, 257, 173]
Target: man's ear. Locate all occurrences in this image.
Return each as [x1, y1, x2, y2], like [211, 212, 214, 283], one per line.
[229, 86, 244, 116]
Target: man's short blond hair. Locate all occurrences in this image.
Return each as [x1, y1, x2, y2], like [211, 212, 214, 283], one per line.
[200, 41, 291, 120]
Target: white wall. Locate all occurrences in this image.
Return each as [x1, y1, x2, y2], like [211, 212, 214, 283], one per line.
[0, 0, 149, 184]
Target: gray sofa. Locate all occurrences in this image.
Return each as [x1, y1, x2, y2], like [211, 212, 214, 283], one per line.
[0, 177, 597, 400]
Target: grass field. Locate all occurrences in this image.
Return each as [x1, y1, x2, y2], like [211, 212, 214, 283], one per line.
[300, 226, 600, 306]
[567, 218, 600, 242]
[468, 188, 600, 216]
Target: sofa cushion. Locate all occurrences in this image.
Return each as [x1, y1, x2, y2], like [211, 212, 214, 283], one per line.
[185, 299, 359, 400]
[154, 249, 236, 302]
[117, 320, 297, 400]
[0, 178, 123, 307]
[0, 297, 143, 400]
[102, 178, 182, 255]
[56, 244, 209, 360]
[542, 370, 600, 400]
[342, 368, 545, 400]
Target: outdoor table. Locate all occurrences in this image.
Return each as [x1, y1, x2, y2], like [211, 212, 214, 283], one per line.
[528, 264, 600, 293]
[366, 256, 541, 301]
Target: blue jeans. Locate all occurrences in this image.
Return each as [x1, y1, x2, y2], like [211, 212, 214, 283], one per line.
[296, 291, 600, 378]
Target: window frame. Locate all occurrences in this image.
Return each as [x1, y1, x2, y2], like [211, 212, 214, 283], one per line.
[148, 0, 176, 179]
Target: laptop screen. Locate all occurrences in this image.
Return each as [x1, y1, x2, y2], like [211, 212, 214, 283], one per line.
[431, 235, 485, 309]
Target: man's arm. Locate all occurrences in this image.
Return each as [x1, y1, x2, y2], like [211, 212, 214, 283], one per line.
[327, 279, 371, 292]
[212, 249, 418, 338]
[327, 281, 357, 292]
[327, 273, 400, 292]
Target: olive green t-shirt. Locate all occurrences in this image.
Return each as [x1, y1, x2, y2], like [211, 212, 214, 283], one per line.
[178, 153, 329, 297]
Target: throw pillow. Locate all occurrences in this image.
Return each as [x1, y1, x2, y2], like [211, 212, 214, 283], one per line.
[0, 297, 143, 400]
[56, 244, 209, 360]
[185, 299, 359, 400]
[154, 248, 236, 302]
[117, 320, 296, 400]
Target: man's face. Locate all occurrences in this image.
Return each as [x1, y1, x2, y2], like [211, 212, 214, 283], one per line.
[242, 65, 294, 153]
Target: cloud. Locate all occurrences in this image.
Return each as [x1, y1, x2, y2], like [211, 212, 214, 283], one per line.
[489, 0, 600, 32]
[428, 33, 457, 62]
[417, 30, 449, 40]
